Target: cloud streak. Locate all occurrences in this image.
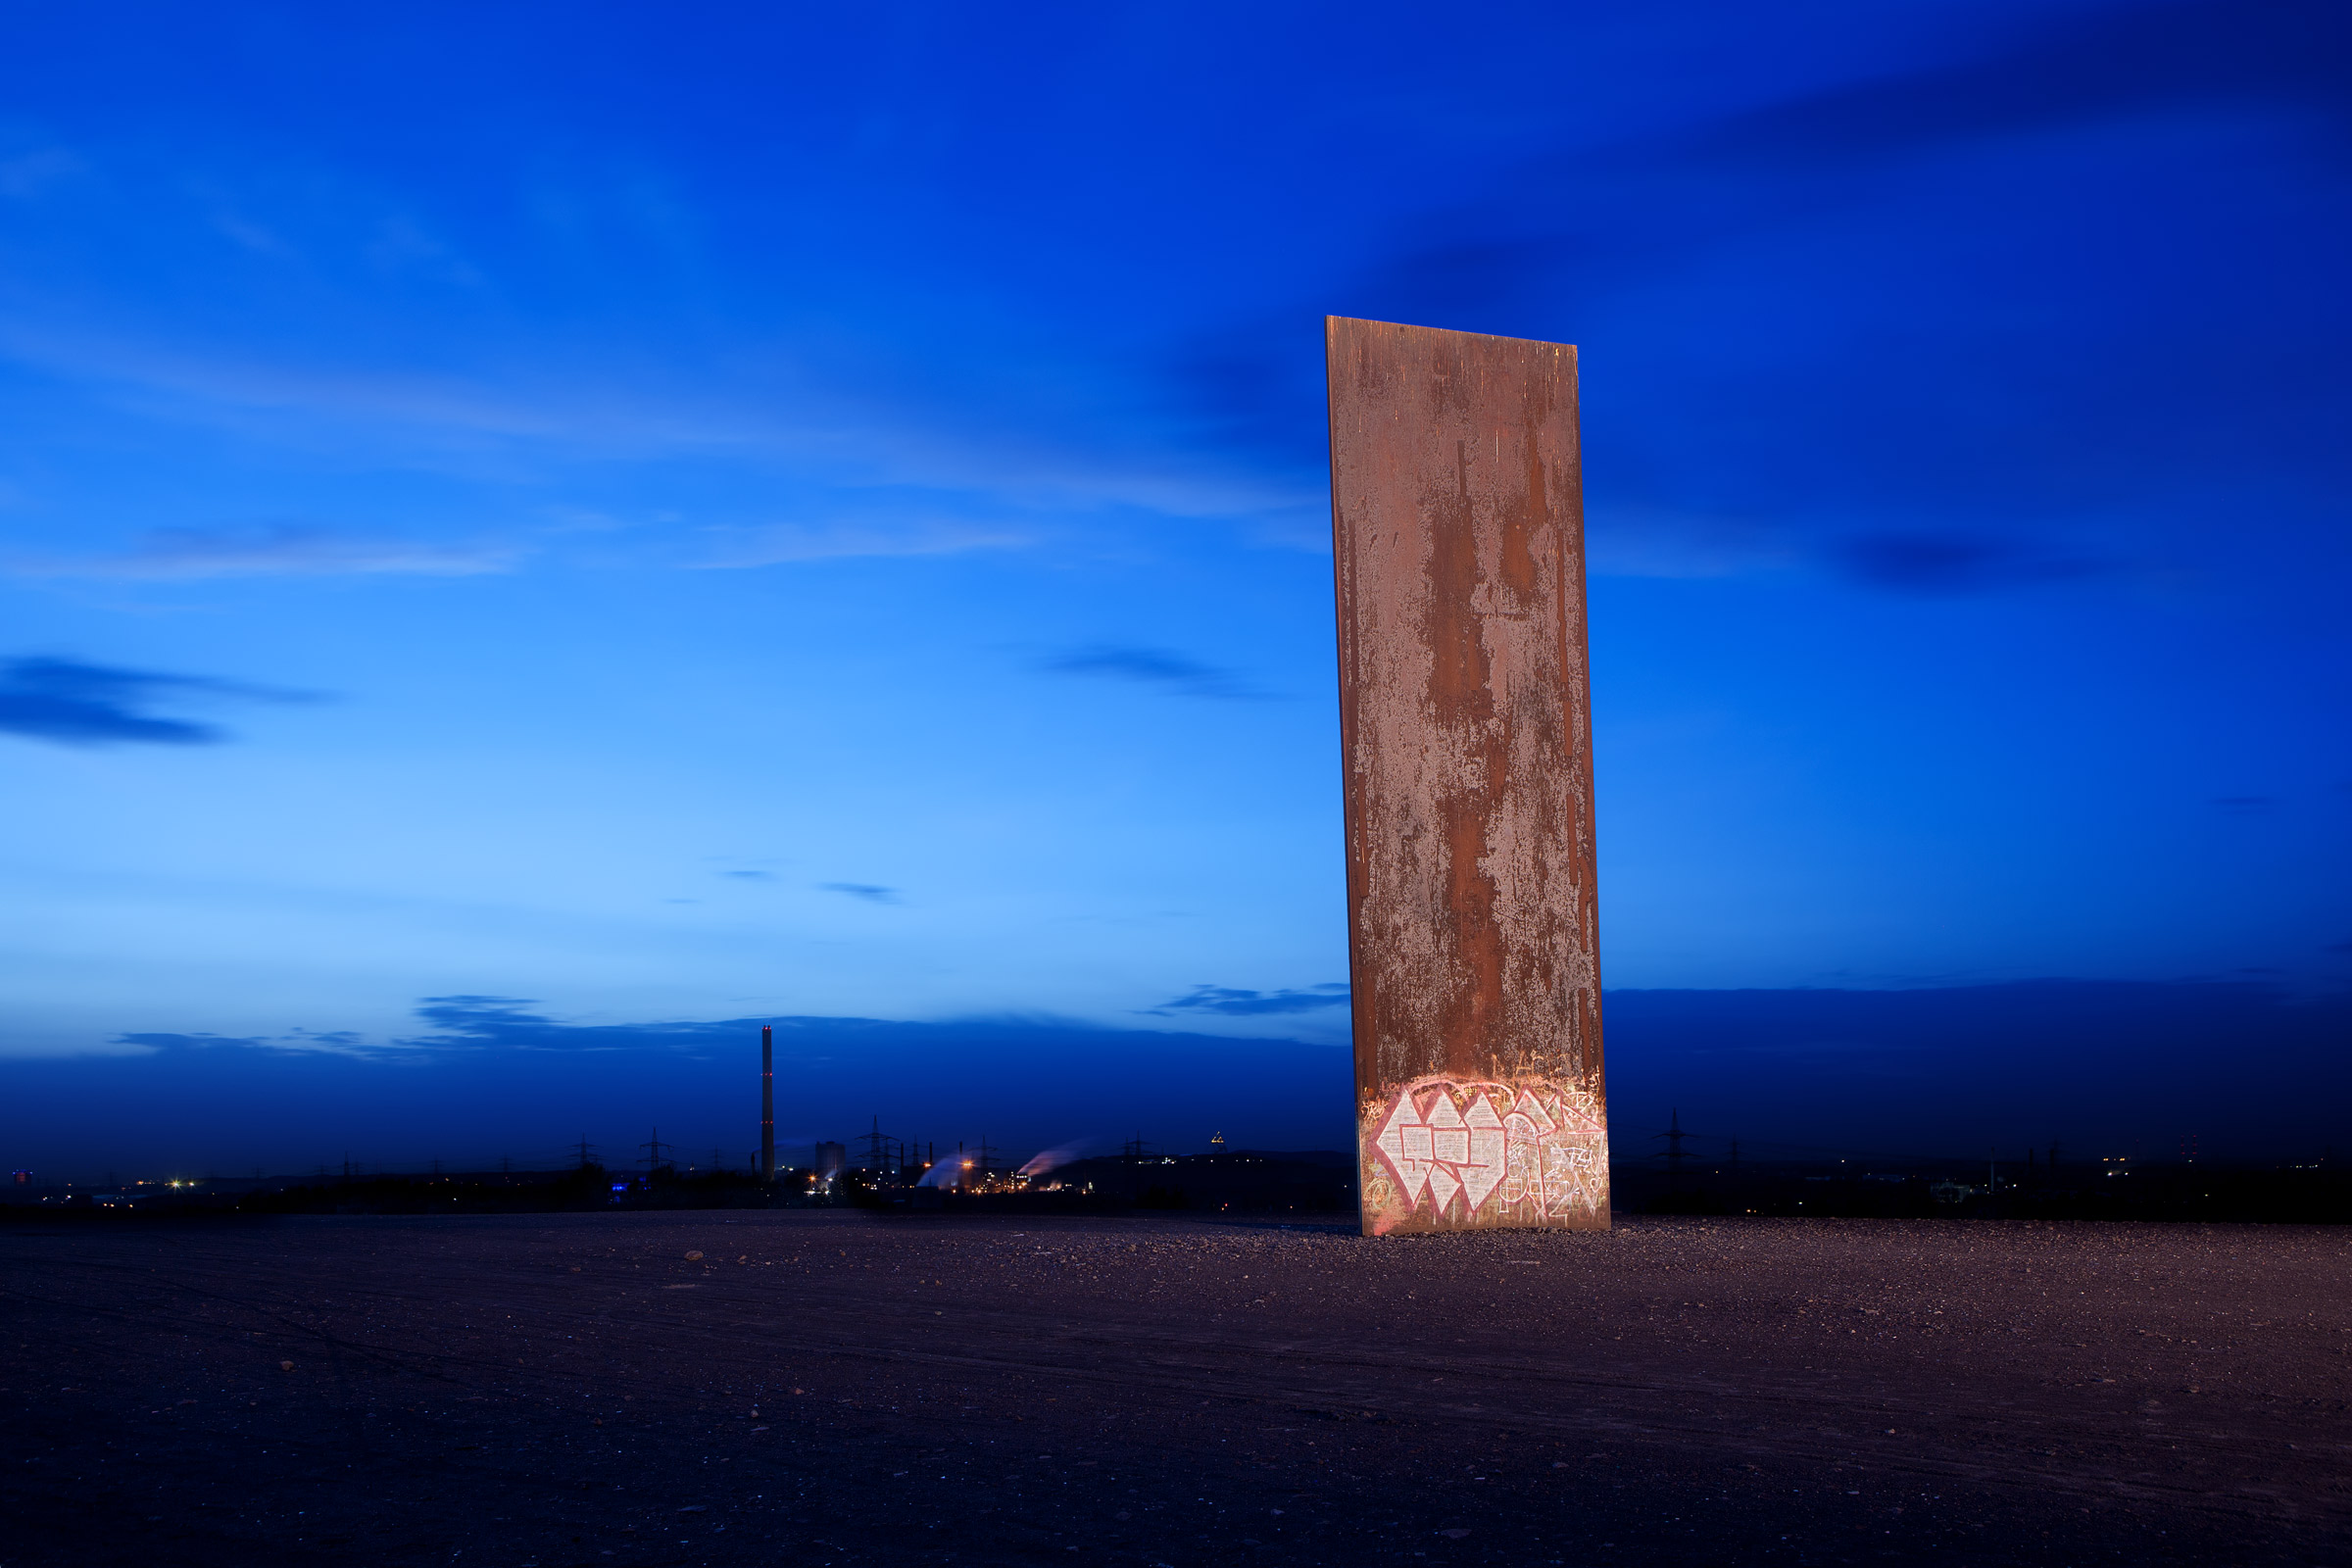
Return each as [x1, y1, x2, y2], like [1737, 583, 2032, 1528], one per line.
[1830, 533, 2113, 595]
[0, 318, 1307, 531]
[1035, 644, 1267, 701]
[820, 882, 902, 905]
[690, 520, 1032, 568]
[1147, 983, 1350, 1017]
[0, 657, 313, 747]
[6, 526, 521, 581]
[115, 1026, 370, 1056]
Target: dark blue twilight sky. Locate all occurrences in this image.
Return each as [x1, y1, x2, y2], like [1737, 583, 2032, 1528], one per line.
[1, 2, 2346, 1178]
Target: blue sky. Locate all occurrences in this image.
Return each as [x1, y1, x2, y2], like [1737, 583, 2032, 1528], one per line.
[1, 1, 2346, 1172]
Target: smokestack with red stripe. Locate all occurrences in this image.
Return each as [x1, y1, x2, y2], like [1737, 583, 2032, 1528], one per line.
[760, 1024, 775, 1181]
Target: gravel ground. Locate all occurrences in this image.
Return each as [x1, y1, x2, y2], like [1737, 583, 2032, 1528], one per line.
[4, 1211, 2347, 1566]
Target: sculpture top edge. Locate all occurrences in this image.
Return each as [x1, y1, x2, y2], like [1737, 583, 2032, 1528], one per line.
[1324, 315, 1579, 355]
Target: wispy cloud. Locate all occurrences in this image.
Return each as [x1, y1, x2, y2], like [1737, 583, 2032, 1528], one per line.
[0, 657, 314, 747]
[116, 1026, 372, 1056]
[114, 996, 671, 1059]
[410, 996, 560, 1043]
[1830, 533, 2111, 595]
[1147, 983, 1350, 1016]
[115, 1031, 271, 1052]
[103, 995, 1340, 1068]
[691, 520, 1032, 568]
[0, 321, 1306, 528]
[820, 882, 902, 905]
[1035, 644, 1267, 701]
[6, 525, 521, 581]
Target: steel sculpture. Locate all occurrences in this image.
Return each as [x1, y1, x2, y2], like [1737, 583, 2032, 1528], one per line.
[1327, 317, 1608, 1236]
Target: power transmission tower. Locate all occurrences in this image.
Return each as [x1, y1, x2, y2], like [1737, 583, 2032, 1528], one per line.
[640, 1128, 672, 1173]
[575, 1136, 598, 1170]
[1654, 1110, 1693, 1186]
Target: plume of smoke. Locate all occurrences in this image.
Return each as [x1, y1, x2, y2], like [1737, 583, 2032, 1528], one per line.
[916, 1154, 978, 1189]
[1017, 1141, 1094, 1179]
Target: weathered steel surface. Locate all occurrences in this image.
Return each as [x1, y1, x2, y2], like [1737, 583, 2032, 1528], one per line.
[1327, 317, 1607, 1237]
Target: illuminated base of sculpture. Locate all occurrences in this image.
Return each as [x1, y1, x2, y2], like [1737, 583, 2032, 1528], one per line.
[1358, 1074, 1609, 1236]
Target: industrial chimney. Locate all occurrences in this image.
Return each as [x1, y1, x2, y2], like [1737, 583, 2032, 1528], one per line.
[760, 1024, 775, 1181]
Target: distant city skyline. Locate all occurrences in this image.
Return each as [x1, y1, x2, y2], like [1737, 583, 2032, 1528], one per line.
[5, 979, 2343, 1182]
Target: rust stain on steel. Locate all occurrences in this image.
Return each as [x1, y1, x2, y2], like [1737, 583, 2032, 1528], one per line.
[1327, 316, 1607, 1237]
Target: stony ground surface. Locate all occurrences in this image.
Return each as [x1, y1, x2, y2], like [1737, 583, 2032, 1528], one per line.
[3, 1211, 2347, 1567]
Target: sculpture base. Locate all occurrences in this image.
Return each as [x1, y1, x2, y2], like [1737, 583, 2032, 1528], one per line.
[1358, 1074, 1610, 1236]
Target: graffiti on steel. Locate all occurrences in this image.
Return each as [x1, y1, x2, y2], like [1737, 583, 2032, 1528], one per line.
[1360, 1075, 1607, 1235]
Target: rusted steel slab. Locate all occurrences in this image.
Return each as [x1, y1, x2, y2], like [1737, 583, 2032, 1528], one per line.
[1327, 317, 1607, 1236]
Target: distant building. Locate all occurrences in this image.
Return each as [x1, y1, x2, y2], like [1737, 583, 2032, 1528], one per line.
[813, 1142, 846, 1178]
